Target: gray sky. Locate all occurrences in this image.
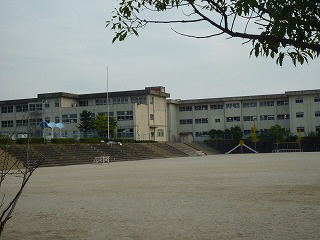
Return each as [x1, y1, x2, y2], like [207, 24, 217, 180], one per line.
[0, 0, 319, 101]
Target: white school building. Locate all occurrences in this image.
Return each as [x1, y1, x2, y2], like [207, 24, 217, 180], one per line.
[0, 87, 319, 142]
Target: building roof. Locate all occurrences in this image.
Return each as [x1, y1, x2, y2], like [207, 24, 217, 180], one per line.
[0, 86, 170, 105]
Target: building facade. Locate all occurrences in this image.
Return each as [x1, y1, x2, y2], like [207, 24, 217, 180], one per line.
[0, 86, 169, 141]
[1, 87, 319, 142]
[167, 90, 320, 142]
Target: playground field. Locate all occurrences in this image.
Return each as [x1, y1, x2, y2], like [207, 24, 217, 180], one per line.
[2, 152, 320, 240]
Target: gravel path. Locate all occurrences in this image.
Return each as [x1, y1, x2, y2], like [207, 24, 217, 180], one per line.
[2, 152, 320, 240]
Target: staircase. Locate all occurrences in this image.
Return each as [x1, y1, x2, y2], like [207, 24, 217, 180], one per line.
[165, 142, 205, 156]
[185, 142, 220, 155]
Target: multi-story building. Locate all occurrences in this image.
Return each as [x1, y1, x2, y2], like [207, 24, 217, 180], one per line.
[0, 86, 169, 141]
[167, 89, 320, 142]
[1, 87, 319, 142]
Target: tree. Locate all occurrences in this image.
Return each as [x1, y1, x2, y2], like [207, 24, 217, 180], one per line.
[250, 123, 259, 150]
[78, 110, 94, 138]
[0, 133, 44, 236]
[107, 0, 320, 66]
[91, 114, 117, 139]
[268, 124, 289, 143]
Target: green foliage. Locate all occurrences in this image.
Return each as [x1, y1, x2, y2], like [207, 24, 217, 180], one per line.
[79, 138, 105, 143]
[51, 138, 76, 144]
[107, 0, 320, 65]
[16, 138, 46, 144]
[268, 124, 290, 142]
[117, 138, 136, 143]
[78, 110, 94, 133]
[208, 126, 242, 144]
[91, 114, 117, 138]
[0, 137, 12, 145]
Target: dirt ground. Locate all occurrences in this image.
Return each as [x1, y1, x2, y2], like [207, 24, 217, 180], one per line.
[1, 152, 320, 240]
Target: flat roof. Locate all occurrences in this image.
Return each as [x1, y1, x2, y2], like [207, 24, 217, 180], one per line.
[0, 86, 170, 105]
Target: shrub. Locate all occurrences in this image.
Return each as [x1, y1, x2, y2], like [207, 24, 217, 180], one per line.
[79, 138, 103, 144]
[0, 137, 12, 145]
[16, 138, 46, 144]
[51, 138, 76, 144]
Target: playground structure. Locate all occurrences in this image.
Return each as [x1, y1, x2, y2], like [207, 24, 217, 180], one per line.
[272, 142, 303, 153]
[225, 140, 258, 154]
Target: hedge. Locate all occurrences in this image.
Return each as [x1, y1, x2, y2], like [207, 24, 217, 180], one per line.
[51, 138, 76, 144]
[16, 138, 46, 144]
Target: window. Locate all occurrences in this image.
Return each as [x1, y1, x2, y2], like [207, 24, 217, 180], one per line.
[179, 106, 192, 111]
[131, 96, 147, 104]
[316, 126, 320, 132]
[277, 100, 289, 106]
[54, 116, 60, 124]
[260, 101, 274, 107]
[243, 116, 257, 121]
[16, 105, 28, 112]
[226, 116, 240, 122]
[211, 104, 223, 109]
[1, 121, 13, 128]
[44, 102, 50, 108]
[295, 98, 303, 103]
[45, 117, 50, 123]
[315, 111, 320, 117]
[95, 98, 108, 105]
[243, 102, 257, 108]
[54, 100, 60, 107]
[196, 132, 208, 136]
[243, 130, 251, 135]
[150, 96, 154, 104]
[29, 119, 42, 126]
[150, 114, 154, 120]
[98, 112, 114, 118]
[226, 103, 240, 109]
[1, 106, 14, 113]
[16, 120, 28, 127]
[260, 115, 275, 120]
[157, 129, 164, 137]
[117, 111, 133, 121]
[62, 114, 77, 124]
[195, 118, 208, 124]
[297, 127, 305, 132]
[296, 112, 304, 118]
[194, 105, 208, 110]
[78, 100, 88, 107]
[117, 128, 134, 138]
[215, 119, 220, 123]
[113, 97, 128, 104]
[277, 114, 290, 120]
[180, 119, 193, 124]
[29, 103, 42, 111]
[314, 97, 320, 102]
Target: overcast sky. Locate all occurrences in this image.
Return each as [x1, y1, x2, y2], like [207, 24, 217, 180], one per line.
[0, 0, 319, 101]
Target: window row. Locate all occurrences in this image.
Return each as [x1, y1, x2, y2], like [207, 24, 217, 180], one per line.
[178, 99, 292, 112]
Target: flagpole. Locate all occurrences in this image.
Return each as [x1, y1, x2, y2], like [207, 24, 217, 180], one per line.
[107, 66, 110, 140]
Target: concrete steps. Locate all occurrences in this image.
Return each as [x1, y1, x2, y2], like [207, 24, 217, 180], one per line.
[185, 142, 220, 155]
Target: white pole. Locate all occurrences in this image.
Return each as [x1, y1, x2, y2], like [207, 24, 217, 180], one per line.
[107, 66, 110, 140]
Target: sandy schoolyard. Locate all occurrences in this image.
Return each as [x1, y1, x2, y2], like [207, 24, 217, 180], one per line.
[1, 152, 320, 240]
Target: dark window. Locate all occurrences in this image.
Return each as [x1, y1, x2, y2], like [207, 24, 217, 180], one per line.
[117, 111, 133, 121]
[211, 104, 223, 109]
[194, 105, 208, 111]
[296, 112, 304, 118]
[79, 100, 88, 107]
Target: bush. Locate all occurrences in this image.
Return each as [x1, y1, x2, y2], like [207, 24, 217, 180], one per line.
[0, 137, 12, 145]
[116, 139, 136, 143]
[16, 138, 46, 144]
[135, 140, 158, 143]
[79, 138, 104, 144]
[51, 138, 76, 144]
